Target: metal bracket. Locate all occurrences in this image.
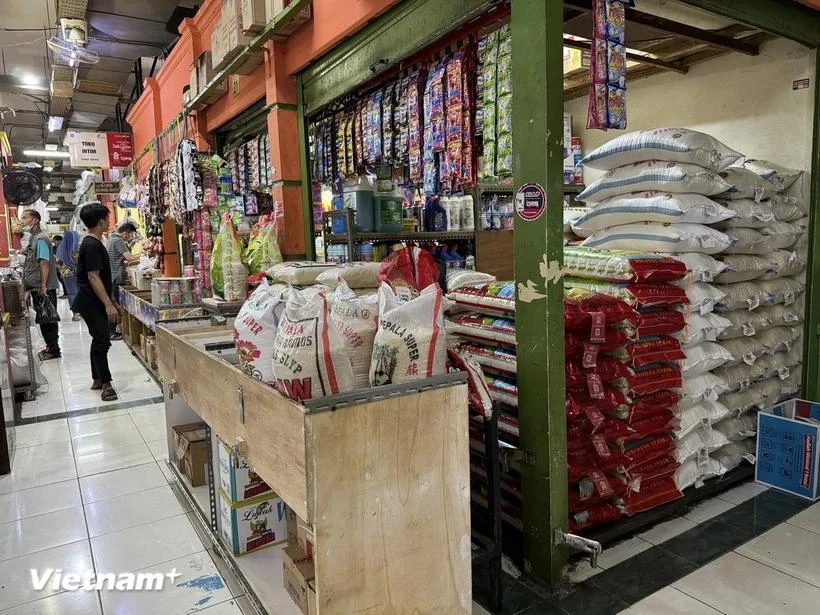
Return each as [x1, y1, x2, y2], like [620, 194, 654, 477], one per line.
[237, 385, 245, 424]
[554, 529, 602, 568]
[167, 380, 179, 400]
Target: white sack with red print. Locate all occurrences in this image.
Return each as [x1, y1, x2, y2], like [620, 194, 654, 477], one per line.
[233, 280, 288, 387]
[330, 280, 378, 389]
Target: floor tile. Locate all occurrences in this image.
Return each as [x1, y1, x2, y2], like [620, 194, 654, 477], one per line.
[74, 442, 154, 477]
[596, 537, 653, 569]
[661, 519, 756, 567]
[674, 551, 820, 615]
[0, 506, 87, 562]
[787, 501, 820, 535]
[79, 461, 166, 504]
[472, 603, 492, 615]
[718, 481, 768, 505]
[684, 497, 736, 525]
[0, 590, 102, 615]
[100, 551, 231, 615]
[566, 560, 602, 584]
[473, 572, 551, 615]
[147, 438, 169, 461]
[68, 414, 137, 438]
[0, 540, 94, 610]
[71, 429, 146, 456]
[637, 517, 698, 546]
[0, 443, 77, 494]
[11, 420, 70, 448]
[620, 586, 722, 614]
[198, 600, 245, 614]
[84, 484, 186, 537]
[137, 422, 167, 443]
[737, 522, 820, 588]
[129, 407, 166, 427]
[90, 514, 204, 574]
[67, 409, 128, 423]
[719, 489, 810, 535]
[553, 581, 628, 615]
[0, 480, 82, 523]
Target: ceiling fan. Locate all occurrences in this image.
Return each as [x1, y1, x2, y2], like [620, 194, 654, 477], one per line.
[46, 37, 100, 67]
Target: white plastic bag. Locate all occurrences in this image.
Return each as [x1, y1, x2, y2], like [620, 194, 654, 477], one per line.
[330, 281, 378, 389]
[672, 312, 731, 347]
[717, 198, 775, 228]
[715, 255, 770, 284]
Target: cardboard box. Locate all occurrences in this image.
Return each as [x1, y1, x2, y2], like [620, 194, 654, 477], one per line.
[173, 423, 209, 487]
[201, 78, 229, 104]
[219, 489, 288, 556]
[198, 52, 216, 88]
[297, 522, 314, 559]
[286, 506, 297, 545]
[241, 0, 267, 33]
[217, 436, 274, 502]
[266, 0, 285, 20]
[190, 64, 199, 96]
[282, 545, 315, 613]
[563, 47, 591, 74]
[757, 398, 820, 500]
[307, 580, 317, 615]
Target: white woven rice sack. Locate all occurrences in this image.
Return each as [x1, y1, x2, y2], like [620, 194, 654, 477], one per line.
[677, 398, 731, 440]
[720, 335, 767, 367]
[714, 414, 757, 442]
[673, 312, 731, 347]
[716, 198, 775, 228]
[714, 254, 770, 284]
[675, 457, 726, 491]
[780, 173, 811, 214]
[716, 167, 777, 202]
[756, 303, 803, 327]
[758, 348, 802, 380]
[564, 208, 589, 234]
[716, 308, 771, 340]
[671, 252, 728, 283]
[580, 222, 731, 254]
[752, 377, 784, 410]
[719, 388, 760, 415]
[578, 161, 732, 203]
[744, 159, 803, 191]
[712, 362, 766, 393]
[370, 283, 447, 386]
[233, 280, 288, 386]
[770, 195, 804, 222]
[330, 281, 379, 389]
[760, 221, 803, 250]
[446, 269, 496, 292]
[680, 342, 733, 376]
[714, 281, 766, 312]
[582, 128, 742, 171]
[271, 289, 355, 403]
[316, 262, 381, 289]
[712, 439, 756, 473]
[268, 261, 336, 286]
[677, 283, 726, 316]
[757, 326, 801, 354]
[759, 250, 805, 280]
[676, 429, 731, 464]
[569, 192, 735, 237]
[723, 228, 774, 254]
[683, 372, 730, 402]
[757, 277, 805, 306]
[781, 371, 803, 398]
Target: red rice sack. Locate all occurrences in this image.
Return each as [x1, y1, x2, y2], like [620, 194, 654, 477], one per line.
[271, 289, 355, 403]
[607, 336, 685, 368]
[563, 247, 687, 282]
[448, 281, 515, 316]
[447, 342, 493, 418]
[377, 247, 441, 296]
[370, 283, 447, 386]
[565, 278, 689, 309]
[233, 280, 288, 386]
[446, 313, 516, 347]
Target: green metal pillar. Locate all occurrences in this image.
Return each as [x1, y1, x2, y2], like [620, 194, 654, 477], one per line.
[511, 0, 568, 587]
[801, 48, 820, 401]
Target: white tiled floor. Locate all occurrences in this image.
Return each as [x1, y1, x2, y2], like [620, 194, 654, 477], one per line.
[0, 307, 241, 614]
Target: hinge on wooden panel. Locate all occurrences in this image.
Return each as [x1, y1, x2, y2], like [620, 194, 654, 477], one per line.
[237, 385, 245, 424]
[167, 380, 179, 400]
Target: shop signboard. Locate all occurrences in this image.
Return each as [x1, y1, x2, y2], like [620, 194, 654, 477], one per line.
[67, 131, 134, 169]
[94, 181, 120, 195]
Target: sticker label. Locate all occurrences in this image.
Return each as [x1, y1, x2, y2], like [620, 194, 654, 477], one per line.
[587, 373, 605, 400]
[591, 434, 611, 458]
[582, 343, 599, 369]
[590, 311, 606, 344]
[515, 183, 547, 222]
[583, 405, 606, 431]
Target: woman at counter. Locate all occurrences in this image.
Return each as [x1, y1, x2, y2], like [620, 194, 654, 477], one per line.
[56, 230, 81, 322]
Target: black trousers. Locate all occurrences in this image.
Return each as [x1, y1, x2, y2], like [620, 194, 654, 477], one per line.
[80, 306, 113, 384]
[39, 290, 60, 355]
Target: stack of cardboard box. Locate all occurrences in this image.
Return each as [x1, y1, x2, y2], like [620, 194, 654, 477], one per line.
[217, 437, 288, 556]
[173, 423, 209, 487]
[282, 502, 316, 613]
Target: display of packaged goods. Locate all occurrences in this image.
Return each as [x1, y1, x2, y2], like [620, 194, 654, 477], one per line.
[218, 436, 275, 502]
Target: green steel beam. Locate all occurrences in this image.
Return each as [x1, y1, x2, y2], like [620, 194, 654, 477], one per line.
[677, 0, 820, 48]
[802, 47, 820, 400]
[512, 0, 568, 587]
[295, 73, 316, 261]
[299, 0, 498, 116]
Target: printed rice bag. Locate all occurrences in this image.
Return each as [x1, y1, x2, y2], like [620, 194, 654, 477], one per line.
[233, 280, 288, 386]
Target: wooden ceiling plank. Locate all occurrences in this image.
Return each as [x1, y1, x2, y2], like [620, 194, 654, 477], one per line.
[562, 36, 689, 74]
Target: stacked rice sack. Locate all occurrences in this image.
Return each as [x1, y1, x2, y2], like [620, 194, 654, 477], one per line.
[571, 129, 807, 494]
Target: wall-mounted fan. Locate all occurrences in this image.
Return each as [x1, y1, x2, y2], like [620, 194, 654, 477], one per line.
[3, 169, 43, 206]
[46, 37, 100, 66]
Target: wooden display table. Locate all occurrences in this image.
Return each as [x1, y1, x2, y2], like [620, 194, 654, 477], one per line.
[156, 324, 472, 614]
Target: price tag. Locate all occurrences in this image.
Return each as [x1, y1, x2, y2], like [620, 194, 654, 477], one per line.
[738, 378, 751, 391]
[696, 447, 709, 467]
[788, 251, 798, 265]
[743, 453, 757, 464]
[741, 322, 756, 337]
[695, 477, 706, 489]
[589, 311, 606, 344]
[784, 290, 796, 306]
[705, 387, 719, 402]
[784, 311, 800, 323]
[753, 187, 765, 202]
[700, 299, 714, 316]
[704, 327, 717, 342]
[588, 470, 614, 497]
[778, 366, 791, 380]
[701, 269, 714, 283]
[583, 405, 605, 431]
[587, 373, 605, 400]
[746, 295, 760, 311]
[582, 343, 599, 369]
[743, 352, 757, 366]
[591, 434, 611, 458]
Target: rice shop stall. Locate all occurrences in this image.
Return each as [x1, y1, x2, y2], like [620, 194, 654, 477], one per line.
[289, 0, 820, 599]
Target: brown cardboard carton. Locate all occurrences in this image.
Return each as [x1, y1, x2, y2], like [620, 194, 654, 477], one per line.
[173, 423, 209, 487]
[297, 522, 314, 559]
[283, 545, 315, 613]
[307, 580, 317, 615]
[241, 0, 267, 33]
[286, 506, 298, 545]
[266, 0, 286, 21]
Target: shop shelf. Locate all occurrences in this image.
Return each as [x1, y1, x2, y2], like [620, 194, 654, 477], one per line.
[324, 230, 477, 244]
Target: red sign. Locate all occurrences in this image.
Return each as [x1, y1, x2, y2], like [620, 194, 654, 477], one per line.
[106, 132, 133, 167]
[515, 183, 547, 222]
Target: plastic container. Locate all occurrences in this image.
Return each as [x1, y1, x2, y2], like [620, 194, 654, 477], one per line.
[460, 195, 475, 231]
[331, 194, 346, 233]
[446, 197, 461, 231]
[425, 196, 448, 232]
[375, 193, 404, 232]
[343, 180, 375, 231]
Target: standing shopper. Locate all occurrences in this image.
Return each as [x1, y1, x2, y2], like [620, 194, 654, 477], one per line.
[20, 209, 61, 360]
[107, 222, 140, 340]
[73, 203, 119, 401]
[56, 230, 82, 321]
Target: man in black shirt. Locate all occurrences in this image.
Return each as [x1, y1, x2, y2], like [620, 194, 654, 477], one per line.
[72, 203, 120, 402]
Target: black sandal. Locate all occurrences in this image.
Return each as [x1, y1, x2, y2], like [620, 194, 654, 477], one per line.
[90, 381, 102, 391]
[101, 385, 118, 401]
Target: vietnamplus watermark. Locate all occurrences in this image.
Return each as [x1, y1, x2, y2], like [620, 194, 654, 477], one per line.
[31, 568, 181, 592]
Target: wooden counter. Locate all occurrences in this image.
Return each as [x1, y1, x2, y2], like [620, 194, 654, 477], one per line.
[156, 324, 472, 614]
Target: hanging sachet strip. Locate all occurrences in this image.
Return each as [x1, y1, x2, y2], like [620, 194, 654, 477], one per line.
[587, 0, 629, 130]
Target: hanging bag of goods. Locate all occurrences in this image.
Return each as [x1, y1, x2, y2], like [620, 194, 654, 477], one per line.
[330, 281, 379, 390]
[370, 283, 447, 386]
[233, 280, 288, 387]
[271, 289, 355, 403]
[377, 246, 442, 297]
[211, 213, 248, 301]
[586, 0, 628, 130]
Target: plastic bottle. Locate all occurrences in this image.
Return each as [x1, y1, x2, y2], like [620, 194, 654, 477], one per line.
[466, 255, 476, 270]
[424, 195, 448, 232]
[460, 195, 475, 231]
[447, 197, 461, 231]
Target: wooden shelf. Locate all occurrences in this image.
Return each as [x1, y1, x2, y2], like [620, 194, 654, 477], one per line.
[325, 230, 476, 244]
[477, 183, 585, 194]
[186, 0, 311, 113]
